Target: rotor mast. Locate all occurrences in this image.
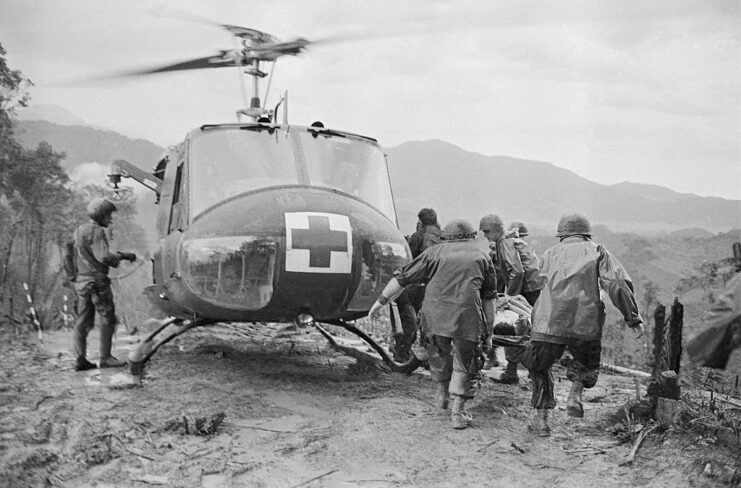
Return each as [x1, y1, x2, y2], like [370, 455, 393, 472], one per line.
[237, 59, 271, 121]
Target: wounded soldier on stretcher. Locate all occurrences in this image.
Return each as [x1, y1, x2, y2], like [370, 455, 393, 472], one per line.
[492, 294, 532, 338]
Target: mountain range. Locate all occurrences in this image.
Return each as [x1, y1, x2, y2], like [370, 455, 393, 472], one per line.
[13, 116, 740, 236]
[386, 140, 740, 234]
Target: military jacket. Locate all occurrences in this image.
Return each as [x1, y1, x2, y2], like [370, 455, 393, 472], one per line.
[74, 221, 120, 284]
[408, 224, 443, 258]
[531, 236, 640, 344]
[394, 240, 497, 342]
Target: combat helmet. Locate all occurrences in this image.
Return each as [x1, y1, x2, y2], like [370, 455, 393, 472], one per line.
[556, 213, 592, 238]
[479, 214, 504, 232]
[508, 221, 529, 237]
[87, 197, 117, 224]
[442, 219, 476, 241]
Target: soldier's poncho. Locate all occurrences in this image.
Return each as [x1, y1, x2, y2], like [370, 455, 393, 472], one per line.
[495, 237, 524, 295]
[531, 236, 640, 344]
[394, 239, 497, 343]
[510, 237, 546, 294]
[687, 273, 741, 369]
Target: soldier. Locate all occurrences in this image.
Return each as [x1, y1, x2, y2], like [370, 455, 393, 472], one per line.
[407, 208, 443, 260]
[478, 214, 523, 368]
[370, 219, 497, 429]
[687, 254, 741, 370]
[71, 197, 137, 371]
[516, 213, 643, 436]
[498, 221, 546, 384]
[401, 208, 444, 356]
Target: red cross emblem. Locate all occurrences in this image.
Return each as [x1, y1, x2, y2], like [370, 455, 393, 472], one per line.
[285, 212, 352, 273]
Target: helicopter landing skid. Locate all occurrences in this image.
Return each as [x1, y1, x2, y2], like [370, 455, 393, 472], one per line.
[314, 321, 422, 374]
[128, 317, 215, 377]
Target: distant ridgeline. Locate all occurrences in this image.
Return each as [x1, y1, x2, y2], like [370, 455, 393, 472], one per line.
[386, 140, 741, 235]
[15, 120, 164, 170]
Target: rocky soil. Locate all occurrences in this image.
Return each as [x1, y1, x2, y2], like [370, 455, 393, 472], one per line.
[0, 322, 739, 487]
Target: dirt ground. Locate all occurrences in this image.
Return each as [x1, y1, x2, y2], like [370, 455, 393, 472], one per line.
[1, 322, 739, 488]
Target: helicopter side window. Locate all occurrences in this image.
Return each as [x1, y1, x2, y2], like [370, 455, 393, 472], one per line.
[190, 129, 297, 218]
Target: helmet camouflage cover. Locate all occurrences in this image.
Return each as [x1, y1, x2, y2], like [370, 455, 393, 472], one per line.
[556, 213, 592, 238]
[508, 221, 529, 237]
[442, 219, 476, 240]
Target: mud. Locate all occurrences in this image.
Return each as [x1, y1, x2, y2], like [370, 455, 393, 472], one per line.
[0, 323, 738, 487]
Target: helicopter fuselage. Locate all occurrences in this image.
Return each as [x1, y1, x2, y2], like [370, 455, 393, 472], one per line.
[125, 123, 409, 324]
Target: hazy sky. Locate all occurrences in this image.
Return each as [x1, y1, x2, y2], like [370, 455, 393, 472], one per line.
[2, 0, 740, 200]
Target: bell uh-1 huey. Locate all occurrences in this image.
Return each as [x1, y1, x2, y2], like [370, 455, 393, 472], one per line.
[106, 20, 419, 377]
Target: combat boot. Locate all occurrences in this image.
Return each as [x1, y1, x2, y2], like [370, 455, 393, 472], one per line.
[75, 357, 97, 372]
[451, 395, 473, 430]
[527, 409, 551, 437]
[483, 347, 500, 369]
[566, 381, 585, 418]
[99, 355, 126, 368]
[499, 361, 520, 384]
[436, 382, 450, 410]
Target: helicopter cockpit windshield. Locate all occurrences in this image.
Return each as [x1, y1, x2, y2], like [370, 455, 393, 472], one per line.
[190, 127, 397, 223]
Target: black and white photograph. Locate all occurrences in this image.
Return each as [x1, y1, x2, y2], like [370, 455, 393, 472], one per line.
[0, 1, 739, 487]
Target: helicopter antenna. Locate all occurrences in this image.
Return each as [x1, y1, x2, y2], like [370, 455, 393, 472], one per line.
[283, 90, 289, 125]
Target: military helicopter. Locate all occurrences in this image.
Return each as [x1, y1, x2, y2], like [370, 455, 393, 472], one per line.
[105, 16, 418, 376]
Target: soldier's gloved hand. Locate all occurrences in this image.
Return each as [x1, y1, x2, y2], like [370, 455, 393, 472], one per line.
[118, 252, 137, 262]
[368, 299, 386, 320]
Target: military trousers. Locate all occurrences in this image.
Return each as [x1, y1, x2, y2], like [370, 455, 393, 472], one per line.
[73, 279, 117, 361]
[426, 335, 482, 399]
[516, 340, 602, 409]
[390, 290, 418, 362]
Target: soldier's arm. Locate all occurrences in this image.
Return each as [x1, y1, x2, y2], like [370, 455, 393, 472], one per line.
[369, 251, 432, 319]
[597, 245, 642, 328]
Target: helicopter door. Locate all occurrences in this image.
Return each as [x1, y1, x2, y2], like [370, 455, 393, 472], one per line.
[168, 161, 188, 233]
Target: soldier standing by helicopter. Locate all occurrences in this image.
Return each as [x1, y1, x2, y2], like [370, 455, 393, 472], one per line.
[70, 198, 137, 371]
[391, 208, 443, 362]
[514, 213, 643, 436]
[370, 219, 497, 430]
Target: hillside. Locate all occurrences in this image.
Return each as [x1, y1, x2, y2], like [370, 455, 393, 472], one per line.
[386, 140, 741, 234]
[14, 120, 164, 171]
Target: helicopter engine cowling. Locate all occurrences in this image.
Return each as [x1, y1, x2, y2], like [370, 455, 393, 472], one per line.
[154, 186, 409, 323]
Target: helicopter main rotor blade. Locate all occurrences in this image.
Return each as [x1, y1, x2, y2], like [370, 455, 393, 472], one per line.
[148, 5, 278, 44]
[127, 52, 242, 75]
[59, 51, 243, 86]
